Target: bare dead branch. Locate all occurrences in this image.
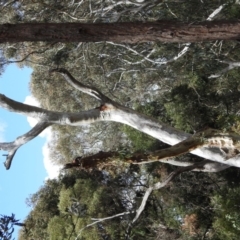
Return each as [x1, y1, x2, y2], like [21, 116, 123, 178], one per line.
[159, 159, 230, 172]
[63, 147, 230, 173]
[131, 136, 203, 164]
[1, 122, 51, 169]
[49, 68, 111, 103]
[113, 0, 166, 22]
[0, 93, 103, 126]
[1, 47, 52, 67]
[0, 0, 18, 9]
[206, 4, 226, 21]
[131, 160, 209, 224]
[0, 94, 51, 117]
[209, 60, 240, 78]
[75, 211, 133, 240]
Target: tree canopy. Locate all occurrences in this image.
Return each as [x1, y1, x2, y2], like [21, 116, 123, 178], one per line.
[1, 0, 240, 239]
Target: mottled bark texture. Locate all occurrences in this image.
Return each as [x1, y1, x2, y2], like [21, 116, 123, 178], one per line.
[0, 21, 240, 43]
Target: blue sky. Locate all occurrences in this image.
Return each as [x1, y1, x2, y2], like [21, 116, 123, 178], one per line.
[0, 64, 53, 239]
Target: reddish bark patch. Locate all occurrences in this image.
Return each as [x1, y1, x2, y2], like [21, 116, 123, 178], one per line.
[63, 151, 116, 170]
[182, 214, 199, 236]
[99, 104, 109, 111]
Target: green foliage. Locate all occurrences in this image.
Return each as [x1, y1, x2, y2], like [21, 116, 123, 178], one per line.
[212, 187, 240, 240]
[224, 3, 240, 19]
[58, 178, 100, 217]
[47, 216, 68, 240]
[164, 72, 240, 132]
[1, 1, 240, 240]
[19, 179, 61, 239]
[4, 47, 17, 59]
[123, 124, 160, 152]
[123, 101, 167, 152]
[20, 170, 132, 239]
[164, 83, 215, 132]
[0, 214, 24, 240]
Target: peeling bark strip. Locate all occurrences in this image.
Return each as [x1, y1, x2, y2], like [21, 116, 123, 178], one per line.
[0, 21, 240, 43]
[63, 150, 228, 173]
[63, 151, 117, 170]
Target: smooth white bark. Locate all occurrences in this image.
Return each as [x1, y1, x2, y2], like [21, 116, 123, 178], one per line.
[209, 61, 240, 78]
[1, 68, 240, 169]
[75, 211, 133, 240]
[159, 159, 229, 172]
[0, 121, 51, 169]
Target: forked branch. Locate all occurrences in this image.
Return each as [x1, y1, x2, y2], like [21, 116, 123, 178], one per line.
[1, 68, 240, 170]
[74, 159, 212, 240]
[209, 60, 240, 78]
[132, 128, 240, 164]
[49, 68, 112, 103]
[131, 160, 209, 225]
[0, 122, 51, 169]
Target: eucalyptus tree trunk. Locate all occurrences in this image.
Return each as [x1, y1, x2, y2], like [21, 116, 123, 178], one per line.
[1, 68, 240, 171]
[0, 21, 240, 43]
